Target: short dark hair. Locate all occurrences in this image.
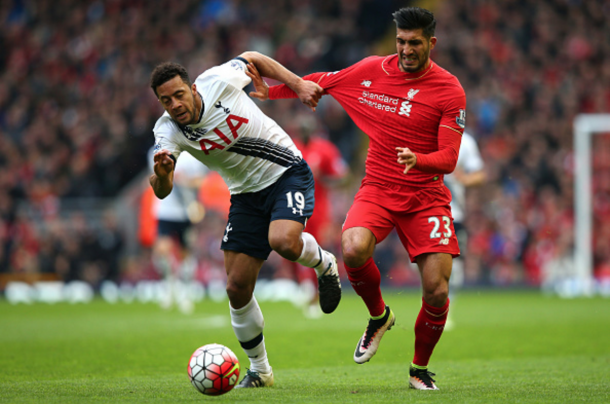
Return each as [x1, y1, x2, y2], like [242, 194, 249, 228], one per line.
[150, 62, 191, 97]
[392, 7, 436, 39]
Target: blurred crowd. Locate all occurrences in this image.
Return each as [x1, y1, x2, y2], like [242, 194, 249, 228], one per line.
[1, 0, 609, 290]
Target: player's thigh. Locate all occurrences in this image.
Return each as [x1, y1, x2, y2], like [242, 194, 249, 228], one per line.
[342, 200, 394, 264]
[268, 160, 315, 225]
[394, 205, 460, 263]
[222, 195, 274, 260]
[342, 199, 394, 245]
[268, 219, 305, 259]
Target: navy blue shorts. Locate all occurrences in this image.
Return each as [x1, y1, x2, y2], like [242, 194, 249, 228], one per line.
[157, 219, 191, 247]
[220, 160, 315, 260]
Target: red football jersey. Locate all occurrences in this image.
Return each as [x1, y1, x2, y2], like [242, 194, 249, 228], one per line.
[269, 55, 466, 188]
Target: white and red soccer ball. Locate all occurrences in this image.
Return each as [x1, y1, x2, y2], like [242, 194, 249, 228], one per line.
[188, 343, 240, 395]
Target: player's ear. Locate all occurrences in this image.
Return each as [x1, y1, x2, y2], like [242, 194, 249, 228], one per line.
[429, 36, 437, 50]
[191, 83, 197, 93]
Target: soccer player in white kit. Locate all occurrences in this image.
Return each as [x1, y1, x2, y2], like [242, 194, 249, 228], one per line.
[443, 131, 485, 328]
[149, 52, 341, 388]
[147, 147, 207, 314]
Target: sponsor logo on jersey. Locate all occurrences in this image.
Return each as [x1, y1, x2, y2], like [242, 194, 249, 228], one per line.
[215, 100, 230, 114]
[360, 80, 372, 87]
[358, 91, 399, 113]
[407, 88, 420, 100]
[180, 126, 209, 141]
[456, 109, 466, 129]
[153, 143, 162, 153]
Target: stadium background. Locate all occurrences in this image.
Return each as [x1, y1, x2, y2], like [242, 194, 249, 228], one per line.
[1, 0, 609, 297]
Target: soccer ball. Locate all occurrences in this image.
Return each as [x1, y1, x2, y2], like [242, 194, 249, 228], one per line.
[187, 343, 240, 395]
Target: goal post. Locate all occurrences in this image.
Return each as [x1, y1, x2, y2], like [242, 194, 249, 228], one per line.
[573, 114, 610, 295]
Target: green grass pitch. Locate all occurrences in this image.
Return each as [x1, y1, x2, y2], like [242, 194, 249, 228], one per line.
[1, 290, 609, 403]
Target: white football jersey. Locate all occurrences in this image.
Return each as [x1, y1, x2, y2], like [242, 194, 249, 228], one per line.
[148, 146, 208, 222]
[444, 132, 484, 223]
[153, 58, 302, 195]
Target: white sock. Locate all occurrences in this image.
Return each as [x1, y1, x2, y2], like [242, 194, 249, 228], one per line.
[230, 296, 271, 373]
[295, 232, 332, 276]
[179, 255, 197, 282]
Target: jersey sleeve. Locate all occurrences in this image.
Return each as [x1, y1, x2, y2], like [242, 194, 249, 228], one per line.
[413, 86, 466, 174]
[268, 72, 328, 100]
[269, 56, 376, 99]
[202, 58, 252, 91]
[152, 117, 183, 161]
[439, 85, 467, 137]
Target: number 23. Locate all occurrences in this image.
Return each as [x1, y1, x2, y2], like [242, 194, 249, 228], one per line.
[428, 216, 452, 239]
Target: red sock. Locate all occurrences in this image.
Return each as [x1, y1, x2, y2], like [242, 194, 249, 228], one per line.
[345, 257, 385, 317]
[413, 298, 450, 367]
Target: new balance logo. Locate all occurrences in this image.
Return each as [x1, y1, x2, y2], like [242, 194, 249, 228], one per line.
[439, 238, 449, 245]
[398, 100, 412, 117]
[223, 223, 233, 242]
[215, 101, 230, 114]
[361, 80, 372, 87]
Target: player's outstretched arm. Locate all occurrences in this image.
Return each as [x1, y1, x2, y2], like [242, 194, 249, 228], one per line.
[240, 51, 323, 111]
[150, 149, 175, 199]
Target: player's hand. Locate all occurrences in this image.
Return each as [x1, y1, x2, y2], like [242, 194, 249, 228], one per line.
[396, 147, 417, 175]
[153, 149, 175, 178]
[246, 63, 269, 101]
[294, 80, 323, 112]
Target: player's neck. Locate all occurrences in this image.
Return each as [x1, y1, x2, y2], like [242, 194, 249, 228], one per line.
[193, 92, 204, 124]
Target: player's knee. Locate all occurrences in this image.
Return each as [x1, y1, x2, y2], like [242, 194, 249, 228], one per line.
[153, 237, 172, 256]
[342, 242, 370, 268]
[269, 234, 301, 261]
[226, 279, 254, 307]
[423, 284, 449, 307]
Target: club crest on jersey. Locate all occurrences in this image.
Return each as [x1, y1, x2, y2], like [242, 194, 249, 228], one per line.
[215, 101, 230, 114]
[361, 80, 372, 87]
[407, 88, 419, 100]
[456, 109, 466, 129]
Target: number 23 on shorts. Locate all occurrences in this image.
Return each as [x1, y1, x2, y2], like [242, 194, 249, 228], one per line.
[428, 216, 452, 241]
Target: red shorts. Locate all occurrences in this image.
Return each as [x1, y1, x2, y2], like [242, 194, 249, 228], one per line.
[342, 180, 460, 263]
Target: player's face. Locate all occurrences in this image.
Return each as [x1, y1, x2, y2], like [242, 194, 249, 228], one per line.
[396, 28, 437, 73]
[156, 76, 199, 125]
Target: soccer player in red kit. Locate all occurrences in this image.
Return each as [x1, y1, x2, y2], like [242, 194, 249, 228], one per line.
[292, 114, 348, 317]
[246, 7, 466, 390]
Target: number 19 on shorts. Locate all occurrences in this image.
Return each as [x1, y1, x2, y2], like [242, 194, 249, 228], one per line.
[286, 191, 305, 216]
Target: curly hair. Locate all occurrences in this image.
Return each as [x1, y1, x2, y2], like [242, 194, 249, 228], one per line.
[150, 62, 191, 97]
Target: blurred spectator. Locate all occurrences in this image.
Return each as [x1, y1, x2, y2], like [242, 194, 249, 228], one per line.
[286, 112, 349, 317]
[1, 0, 609, 290]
